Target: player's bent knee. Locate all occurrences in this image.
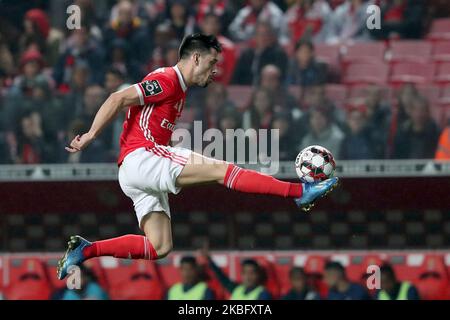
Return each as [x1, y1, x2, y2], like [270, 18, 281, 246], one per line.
[154, 241, 173, 258]
[146, 235, 173, 258]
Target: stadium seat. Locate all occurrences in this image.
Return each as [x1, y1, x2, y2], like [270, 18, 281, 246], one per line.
[314, 44, 341, 71]
[418, 254, 449, 280]
[343, 62, 390, 85]
[440, 84, 450, 104]
[341, 42, 387, 65]
[101, 258, 165, 300]
[433, 41, 450, 62]
[4, 257, 52, 300]
[388, 40, 433, 63]
[227, 86, 253, 109]
[390, 62, 435, 85]
[415, 255, 450, 299]
[427, 18, 450, 41]
[435, 62, 450, 84]
[272, 254, 293, 296]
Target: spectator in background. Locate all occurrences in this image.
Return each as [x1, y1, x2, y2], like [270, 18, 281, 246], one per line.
[19, 9, 50, 57]
[146, 23, 177, 72]
[58, 119, 108, 163]
[167, 256, 215, 300]
[325, 0, 373, 44]
[78, 85, 107, 122]
[271, 113, 302, 160]
[104, 0, 150, 65]
[54, 25, 104, 91]
[284, 0, 332, 44]
[105, 68, 131, 156]
[218, 107, 242, 162]
[435, 123, 450, 160]
[229, 0, 285, 43]
[242, 88, 274, 130]
[324, 261, 371, 300]
[199, 14, 237, 85]
[106, 38, 143, 82]
[163, 40, 180, 67]
[195, 0, 235, 35]
[260, 64, 297, 112]
[300, 106, 344, 158]
[0, 132, 13, 164]
[377, 263, 420, 300]
[9, 49, 51, 99]
[5, 49, 56, 132]
[396, 83, 420, 126]
[61, 61, 91, 127]
[14, 110, 54, 164]
[58, 265, 109, 300]
[232, 22, 288, 85]
[392, 95, 440, 159]
[364, 84, 391, 159]
[0, 33, 14, 75]
[340, 105, 375, 160]
[109, 0, 162, 24]
[287, 40, 328, 86]
[201, 246, 271, 300]
[281, 267, 320, 300]
[160, 0, 196, 42]
[198, 82, 236, 130]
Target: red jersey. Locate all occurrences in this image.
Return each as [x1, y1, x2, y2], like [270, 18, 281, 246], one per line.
[118, 66, 187, 165]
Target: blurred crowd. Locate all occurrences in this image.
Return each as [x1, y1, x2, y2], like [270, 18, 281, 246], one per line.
[0, 0, 449, 164]
[47, 253, 421, 300]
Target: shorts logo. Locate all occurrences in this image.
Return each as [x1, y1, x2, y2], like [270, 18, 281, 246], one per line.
[140, 80, 163, 97]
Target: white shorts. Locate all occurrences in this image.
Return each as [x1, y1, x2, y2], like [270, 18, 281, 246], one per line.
[118, 145, 192, 227]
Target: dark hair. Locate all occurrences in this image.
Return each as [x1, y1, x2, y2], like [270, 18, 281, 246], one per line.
[289, 267, 306, 278]
[241, 259, 267, 284]
[203, 13, 220, 23]
[325, 261, 345, 274]
[180, 255, 197, 267]
[106, 67, 126, 81]
[295, 39, 314, 52]
[179, 33, 222, 59]
[380, 263, 396, 280]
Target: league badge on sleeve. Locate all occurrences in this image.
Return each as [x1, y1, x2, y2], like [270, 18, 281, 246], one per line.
[140, 80, 163, 97]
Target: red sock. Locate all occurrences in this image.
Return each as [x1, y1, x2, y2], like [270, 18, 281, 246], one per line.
[83, 235, 158, 260]
[223, 164, 303, 198]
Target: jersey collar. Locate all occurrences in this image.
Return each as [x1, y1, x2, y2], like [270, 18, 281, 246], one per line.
[173, 65, 187, 92]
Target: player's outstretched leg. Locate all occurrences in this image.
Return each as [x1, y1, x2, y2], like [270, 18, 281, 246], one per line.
[57, 211, 171, 280]
[176, 153, 339, 212]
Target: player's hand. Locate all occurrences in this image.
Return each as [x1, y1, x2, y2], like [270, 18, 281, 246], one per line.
[65, 132, 94, 153]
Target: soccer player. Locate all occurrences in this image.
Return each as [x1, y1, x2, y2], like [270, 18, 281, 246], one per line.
[57, 34, 338, 280]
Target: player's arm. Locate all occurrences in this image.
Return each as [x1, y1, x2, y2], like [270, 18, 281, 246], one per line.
[66, 76, 171, 153]
[65, 85, 141, 153]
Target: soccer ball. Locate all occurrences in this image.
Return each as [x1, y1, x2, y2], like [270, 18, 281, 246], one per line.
[295, 145, 336, 183]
